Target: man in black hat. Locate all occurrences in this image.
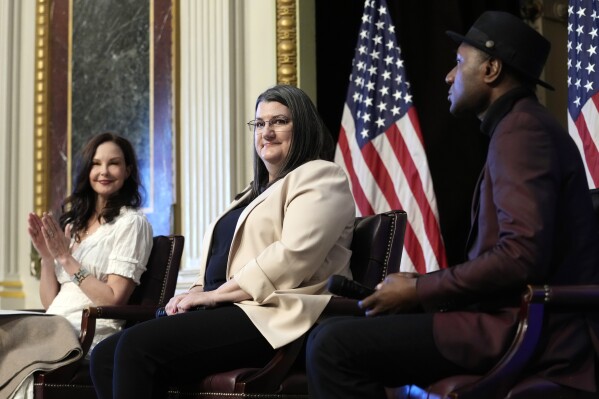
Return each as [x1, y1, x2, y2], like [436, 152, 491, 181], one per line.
[306, 11, 599, 398]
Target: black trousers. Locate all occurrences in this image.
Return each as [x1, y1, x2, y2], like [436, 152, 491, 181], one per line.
[306, 314, 470, 399]
[89, 305, 275, 399]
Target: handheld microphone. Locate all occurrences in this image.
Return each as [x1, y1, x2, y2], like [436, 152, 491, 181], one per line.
[327, 275, 375, 300]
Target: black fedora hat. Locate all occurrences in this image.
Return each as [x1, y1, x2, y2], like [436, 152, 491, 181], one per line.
[446, 11, 554, 90]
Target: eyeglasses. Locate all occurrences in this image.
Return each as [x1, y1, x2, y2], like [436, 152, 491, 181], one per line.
[247, 116, 292, 132]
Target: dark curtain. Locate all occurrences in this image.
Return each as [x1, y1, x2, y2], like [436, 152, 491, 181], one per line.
[315, 1, 520, 266]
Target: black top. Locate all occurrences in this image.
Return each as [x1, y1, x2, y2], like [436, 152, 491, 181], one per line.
[203, 205, 247, 292]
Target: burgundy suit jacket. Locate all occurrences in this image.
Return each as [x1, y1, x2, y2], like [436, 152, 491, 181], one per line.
[417, 89, 599, 392]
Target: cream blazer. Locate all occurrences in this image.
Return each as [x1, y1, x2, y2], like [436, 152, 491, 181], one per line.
[192, 160, 355, 348]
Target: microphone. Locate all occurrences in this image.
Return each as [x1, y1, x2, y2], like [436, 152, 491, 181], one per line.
[327, 275, 375, 300]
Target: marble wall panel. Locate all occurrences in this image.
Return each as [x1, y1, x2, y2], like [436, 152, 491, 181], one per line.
[71, 0, 151, 181]
[45, 0, 175, 236]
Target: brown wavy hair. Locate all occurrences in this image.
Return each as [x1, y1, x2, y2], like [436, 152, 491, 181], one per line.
[59, 132, 143, 242]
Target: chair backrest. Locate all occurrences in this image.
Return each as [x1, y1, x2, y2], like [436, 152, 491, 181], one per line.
[127, 235, 184, 307]
[349, 210, 407, 288]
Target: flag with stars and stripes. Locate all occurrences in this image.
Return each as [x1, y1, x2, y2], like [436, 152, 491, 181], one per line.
[334, 0, 447, 273]
[568, 0, 599, 188]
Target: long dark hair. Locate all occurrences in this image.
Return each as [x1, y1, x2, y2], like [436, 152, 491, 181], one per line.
[243, 85, 332, 203]
[60, 132, 143, 242]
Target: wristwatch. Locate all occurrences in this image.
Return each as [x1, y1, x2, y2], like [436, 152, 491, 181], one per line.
[71, 267, 90, 286]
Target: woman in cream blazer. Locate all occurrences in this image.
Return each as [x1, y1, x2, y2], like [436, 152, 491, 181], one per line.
[90, 85, 356, 399]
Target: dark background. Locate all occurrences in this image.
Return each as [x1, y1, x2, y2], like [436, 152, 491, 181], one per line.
[314, 0, 521, 266]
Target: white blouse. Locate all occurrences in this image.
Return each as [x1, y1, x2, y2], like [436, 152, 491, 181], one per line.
[46, 207, 153, 348]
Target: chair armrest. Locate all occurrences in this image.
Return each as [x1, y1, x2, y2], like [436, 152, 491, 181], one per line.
[234, 336, 306, 393]
[527, 284, 599, 306]
[79, 305, 159, 357]
[196, 336, 307, 394]
[421, 284, 599, 399]
[88, 304, 159, 320]
[428, 285, 546, 399]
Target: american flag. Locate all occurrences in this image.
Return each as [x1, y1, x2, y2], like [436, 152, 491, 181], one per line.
[568, 0, 599, 188]
[334, 0, 447, 273]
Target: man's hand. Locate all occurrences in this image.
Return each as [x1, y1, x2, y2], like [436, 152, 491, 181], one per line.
[359, 272, 420, 316]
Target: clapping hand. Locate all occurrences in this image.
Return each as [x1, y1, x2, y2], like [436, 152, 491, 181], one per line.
[28, 212, 52, 259]
[34, 212, 72, 261]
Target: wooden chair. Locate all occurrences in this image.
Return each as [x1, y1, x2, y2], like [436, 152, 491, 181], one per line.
[168, 210, 408, 399]
[392, 188, 599, 399]
[33, 234, 184, 399]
